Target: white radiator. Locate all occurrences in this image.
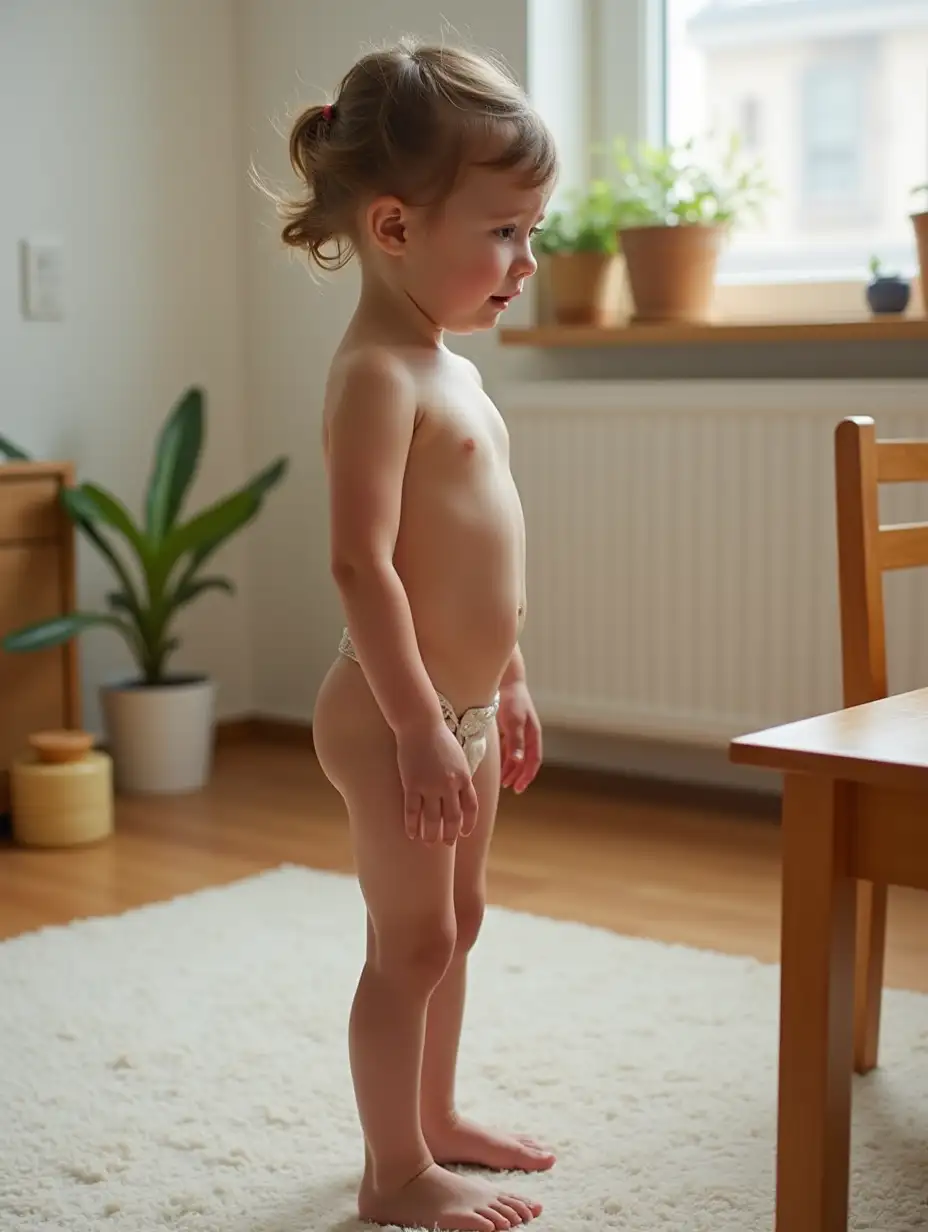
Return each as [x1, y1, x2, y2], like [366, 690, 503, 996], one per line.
[502, 380, 928, 748]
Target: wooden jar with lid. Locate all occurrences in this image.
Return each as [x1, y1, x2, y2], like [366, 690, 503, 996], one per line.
[11, 731, 113, 847]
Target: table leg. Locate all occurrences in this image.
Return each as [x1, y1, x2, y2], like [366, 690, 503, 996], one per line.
[854, 879, 887, 1074]
[776, 773, 857, 1232]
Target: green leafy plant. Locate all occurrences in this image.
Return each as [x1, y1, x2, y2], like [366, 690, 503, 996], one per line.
[0, 387, 288, 685]
[611, 133, 771, 229]
[0, 432, 30, 460]
[868, 255, 903, 282]
[534, 181, 621, 255]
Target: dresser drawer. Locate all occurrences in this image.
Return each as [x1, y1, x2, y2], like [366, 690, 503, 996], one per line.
[0, 543, 71, 811]
[0, 478, 63, 542]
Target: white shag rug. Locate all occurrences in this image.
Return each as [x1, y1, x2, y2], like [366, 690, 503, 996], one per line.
[3, 866, 928, 1231]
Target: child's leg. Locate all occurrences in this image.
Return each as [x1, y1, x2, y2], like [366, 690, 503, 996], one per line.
[420, 726, 556, 1173]
[316, 667, 541, 1230]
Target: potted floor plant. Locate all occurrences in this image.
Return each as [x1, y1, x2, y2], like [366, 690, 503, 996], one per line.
[612, 135, 770, 324]
[534, 181, 622, 326]
[1, 387, 288, 795]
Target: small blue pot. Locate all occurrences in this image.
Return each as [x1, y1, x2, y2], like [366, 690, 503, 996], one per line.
[867, 276, 911, 315]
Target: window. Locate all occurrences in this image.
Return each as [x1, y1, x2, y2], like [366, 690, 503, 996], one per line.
[738, 95, 761, 153]
[800, 53, 873, 221]
[633, 0, 928, 282]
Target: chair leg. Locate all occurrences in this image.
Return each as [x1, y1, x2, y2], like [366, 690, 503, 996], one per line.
[853, 880, 888, 1075]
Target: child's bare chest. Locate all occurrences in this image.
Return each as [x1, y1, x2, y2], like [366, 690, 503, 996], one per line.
[410, 374, 509, 483]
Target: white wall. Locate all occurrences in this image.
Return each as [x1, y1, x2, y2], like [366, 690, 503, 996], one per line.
[239, 0, 537, 720]
[1, 0, 254, 734]
[0, 0, 552, 734]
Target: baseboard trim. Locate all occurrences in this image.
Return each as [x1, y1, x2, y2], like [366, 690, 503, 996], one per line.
[215, 715, 313, 748]
[216, 715, 780, 818]
[535, 761, 780, 819]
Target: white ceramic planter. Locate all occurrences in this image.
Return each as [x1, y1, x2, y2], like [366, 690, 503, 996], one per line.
[101, 676, 217, 795]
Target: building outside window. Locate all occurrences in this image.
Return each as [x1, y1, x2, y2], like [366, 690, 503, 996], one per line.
[658, 0, 928, 281]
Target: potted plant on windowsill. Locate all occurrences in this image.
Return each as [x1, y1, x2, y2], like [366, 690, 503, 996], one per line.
[534, 181, 622, 326]
[911, 185, 928, 317]
[611, 134, 770, 324]
[866, 255, 911, 316]
[0, 387, 288, 795]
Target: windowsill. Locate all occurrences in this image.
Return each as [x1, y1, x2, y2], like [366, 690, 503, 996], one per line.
[499, 317, 928, 348]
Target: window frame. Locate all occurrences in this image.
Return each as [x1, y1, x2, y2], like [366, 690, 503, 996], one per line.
[593, 0, 666, 154]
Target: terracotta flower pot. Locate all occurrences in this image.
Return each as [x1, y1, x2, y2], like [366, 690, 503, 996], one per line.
[911, 212, 928, 318]
[619, 224, 725, 324]
[546, 251, 620, 326]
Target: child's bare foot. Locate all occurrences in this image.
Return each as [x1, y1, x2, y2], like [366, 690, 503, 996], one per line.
[358, 1161, 542, 1230]
[425, 1117, 556, 1173]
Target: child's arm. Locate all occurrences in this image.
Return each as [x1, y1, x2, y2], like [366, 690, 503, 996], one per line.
[501, 642, 527, 687]
[326, 348, 444, 737]
[326, 348, 479, 844]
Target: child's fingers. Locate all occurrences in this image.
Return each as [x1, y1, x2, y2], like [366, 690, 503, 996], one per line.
[460, 779, 480, 837]
[404, 792, 422, 838]
[420, 795, 443, 844]
[442, 788, 463, 846]
[499, 731, 513, 783]
[513, 724, 541, 793]
[501, 722, 526, 788]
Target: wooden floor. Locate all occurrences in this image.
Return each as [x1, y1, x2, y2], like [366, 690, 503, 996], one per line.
[2, 738, 927, 992]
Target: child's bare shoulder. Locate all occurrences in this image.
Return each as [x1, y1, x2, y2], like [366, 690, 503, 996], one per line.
[325, 344, 418, 424]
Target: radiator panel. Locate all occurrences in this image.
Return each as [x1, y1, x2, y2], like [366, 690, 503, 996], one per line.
[503, 381, 928, 746]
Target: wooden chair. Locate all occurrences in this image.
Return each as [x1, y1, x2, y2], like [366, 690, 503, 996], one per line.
[835, 414, 928, 1074]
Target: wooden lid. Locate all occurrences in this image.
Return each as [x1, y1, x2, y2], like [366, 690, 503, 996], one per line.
[28, 730, 95, 765]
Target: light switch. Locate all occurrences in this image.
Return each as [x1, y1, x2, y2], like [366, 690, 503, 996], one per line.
[20, 240, 64, 321]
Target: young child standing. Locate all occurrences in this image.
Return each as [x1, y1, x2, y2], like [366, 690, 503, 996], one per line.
[276, 39, 557, 1232]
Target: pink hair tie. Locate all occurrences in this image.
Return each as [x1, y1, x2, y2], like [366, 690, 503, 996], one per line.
[322, 103, 334, 123]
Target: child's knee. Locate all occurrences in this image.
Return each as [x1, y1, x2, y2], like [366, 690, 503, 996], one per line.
[453, 893, 486, 955]
[374, 915, 457, 989]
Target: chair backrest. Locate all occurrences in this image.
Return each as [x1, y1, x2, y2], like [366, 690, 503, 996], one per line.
[835, 416, 928, 707]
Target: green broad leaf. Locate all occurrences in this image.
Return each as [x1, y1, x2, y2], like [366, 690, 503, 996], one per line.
[2, 611, 136, 654]
[140, 635, 181, 685]
[106, 590, 136, 614]
[155, 488, 261, 591]
[248, 456, 289, 501]
[156, 455, 288, 589]
[0, 434, 31, 461]
[62, 484, 150, 568]
[145, 387, 204, 542]
[174, 574, 235, 607]
[70, 510, 146, 622]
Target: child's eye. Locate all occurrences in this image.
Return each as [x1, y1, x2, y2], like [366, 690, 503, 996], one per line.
[494, 225, 517, 240]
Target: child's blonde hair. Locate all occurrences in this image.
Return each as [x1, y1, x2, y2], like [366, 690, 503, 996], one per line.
[276, 38, 558, 271]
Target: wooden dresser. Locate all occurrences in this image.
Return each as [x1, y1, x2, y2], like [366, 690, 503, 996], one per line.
[0, 464, 80, 810]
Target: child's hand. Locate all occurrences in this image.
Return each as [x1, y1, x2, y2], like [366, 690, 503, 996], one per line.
[497, 681, 543, 793]
[396, 721, 478, 846]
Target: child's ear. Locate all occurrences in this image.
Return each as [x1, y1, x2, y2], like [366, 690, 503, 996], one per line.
[366, 196, 408, 256]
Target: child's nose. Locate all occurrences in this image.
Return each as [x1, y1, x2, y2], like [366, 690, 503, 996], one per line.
[511, 243, 537, 279]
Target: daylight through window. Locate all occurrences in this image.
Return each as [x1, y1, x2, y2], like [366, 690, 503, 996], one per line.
[665, 0, 928, 281]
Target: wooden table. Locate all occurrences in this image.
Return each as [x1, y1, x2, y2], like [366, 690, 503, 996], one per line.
[731, 688, 928, 1232]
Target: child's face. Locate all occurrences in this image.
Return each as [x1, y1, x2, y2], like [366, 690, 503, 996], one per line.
[402, 163, 550, 334]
